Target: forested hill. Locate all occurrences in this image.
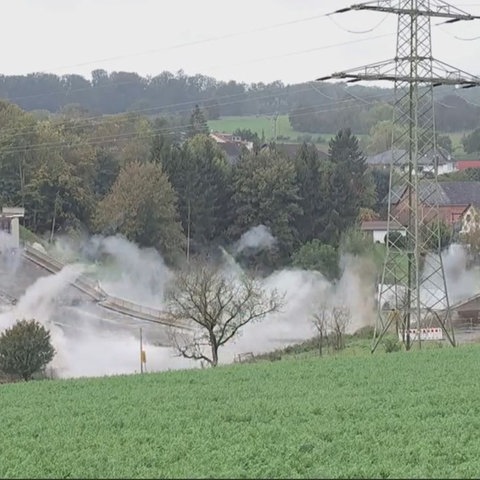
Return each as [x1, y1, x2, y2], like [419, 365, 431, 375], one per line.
[1, 69, 480, 133]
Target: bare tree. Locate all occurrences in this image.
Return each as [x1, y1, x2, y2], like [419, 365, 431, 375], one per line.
[329, 307, 351, 351]
[311, 305, 351, 354]
[312, 307, 329, 356]
[167, 261, 283, 367]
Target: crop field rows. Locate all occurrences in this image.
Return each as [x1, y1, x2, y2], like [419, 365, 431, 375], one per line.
[1, 345, 480, 478]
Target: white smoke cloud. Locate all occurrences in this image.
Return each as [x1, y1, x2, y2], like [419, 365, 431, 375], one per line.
[8, 233, 478, 379]
[54, 326, 197, 379]
[84, 235, 172, 309]
[0, 263, 194, 379]
[0, 231, 22, 274]
[235, 225, 276, 254]
[0, 231, 16, 251]
[218, 253, 376, 363]
[419, 243, 480, 309]
[1, 234, 377, 377]
[443, 243, 480, 305]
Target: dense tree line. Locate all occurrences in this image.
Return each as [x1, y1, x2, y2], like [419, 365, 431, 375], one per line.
[462, 128, 480, 154]
[0, 71, 479, 134]
[0, 100, 381, 273]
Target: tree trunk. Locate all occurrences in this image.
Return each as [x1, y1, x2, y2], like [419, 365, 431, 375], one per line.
[210, 343, 219, 367]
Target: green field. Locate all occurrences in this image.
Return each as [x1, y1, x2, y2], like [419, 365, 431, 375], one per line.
[208, 115, 470, 153]
[208, 115, 332, 144]
[2, 344, 480, 478]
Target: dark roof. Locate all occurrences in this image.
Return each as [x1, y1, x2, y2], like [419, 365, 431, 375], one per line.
[361, 220, 404, 231]
[389, 181, 480, 206]
[367, 147, 452, 166]
[217, 142, 245, 163]
[439, 182, 480, 206]
[367, 149, 406, 166]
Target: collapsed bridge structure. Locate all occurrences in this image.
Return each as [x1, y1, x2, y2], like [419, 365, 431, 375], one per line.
[0, 207, 190, 332]
[21, 244, 191, 331]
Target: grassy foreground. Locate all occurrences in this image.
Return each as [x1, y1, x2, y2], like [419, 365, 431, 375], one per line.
[1, 346, 480, 479]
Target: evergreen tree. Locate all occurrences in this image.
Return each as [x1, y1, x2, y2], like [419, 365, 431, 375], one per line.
[150, 118, 173, 164]
[231, 148, 302, 265]
[294, 142, 330, 244]
[326, 128, 369, 244]
[162, 135, 231, 251]
[187, 105, 209, 138]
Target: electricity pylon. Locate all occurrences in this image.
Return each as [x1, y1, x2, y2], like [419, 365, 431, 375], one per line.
[317, 1, 480, 351]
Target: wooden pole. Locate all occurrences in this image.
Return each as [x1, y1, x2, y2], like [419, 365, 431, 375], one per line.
[140, 327, 144, 374]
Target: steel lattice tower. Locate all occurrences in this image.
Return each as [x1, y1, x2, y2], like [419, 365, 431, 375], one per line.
[318, 1, 480, 351]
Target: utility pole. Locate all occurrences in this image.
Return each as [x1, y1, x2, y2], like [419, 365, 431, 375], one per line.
[186, 199, 191, 263]
[318, 1, 480, 352]
[272, 96, 280, 143]
[139, 327, 145, 374]
[272, 113, 278, 143]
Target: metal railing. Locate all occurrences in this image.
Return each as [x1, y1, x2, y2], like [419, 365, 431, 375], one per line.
[22, 245, 191, 330]
[0, 289, 17, 305]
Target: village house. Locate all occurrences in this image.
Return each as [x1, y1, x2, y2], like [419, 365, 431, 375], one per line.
[209, 132, 253, 164]
[367, 147, 456, 176]
[390, 181, 480, 227]
[360, 220, 406, 244]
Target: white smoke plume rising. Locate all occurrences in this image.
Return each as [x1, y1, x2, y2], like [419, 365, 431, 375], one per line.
[443, 243, 480, 304]
[86, 235, 173, 309]
[5, 234, 477, 379]
[218, 251, 376, 364]
[419, 243, 480, 308]
[0, 231, 16, 251]
[51, 234, 172, 309]
[0, 233, 378, 378]
[0, 231, 22, 275]
[0, 265, 84, 374]
[235, 225, 276, 254]
[0, 263, 195, 378]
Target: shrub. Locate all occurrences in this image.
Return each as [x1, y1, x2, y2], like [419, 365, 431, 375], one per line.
[292, 240, 339, 280]
[0, 319, 55, 381]
[353, 325, 375, 339]
[384, 337, 402, 353]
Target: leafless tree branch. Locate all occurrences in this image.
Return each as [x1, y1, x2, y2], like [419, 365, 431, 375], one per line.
[167, 259, 283, 366]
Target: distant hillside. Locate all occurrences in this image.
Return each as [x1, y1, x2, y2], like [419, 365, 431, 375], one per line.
[1, 70, 480, 133]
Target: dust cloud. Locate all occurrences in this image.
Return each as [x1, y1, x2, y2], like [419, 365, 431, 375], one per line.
[5, 234, 476, 378]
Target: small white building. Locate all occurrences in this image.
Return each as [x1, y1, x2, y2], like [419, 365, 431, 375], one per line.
[361, 220, 406, 244]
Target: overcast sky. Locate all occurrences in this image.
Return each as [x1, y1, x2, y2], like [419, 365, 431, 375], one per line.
[1, 0, 480, 85]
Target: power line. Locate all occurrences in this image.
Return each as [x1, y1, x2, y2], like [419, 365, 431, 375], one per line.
[205, 33, 394, 72]
[0, 83, 466, 151]
[27, 12, 333, 75]
[327, 12, 390, 33]
[435, 23, 480, 40]
[0, 86, 311, 139]
[0, 91, 395, 155]
[322, 0, 480, 353]
[2, 33, 394, 105]
[0, 47, 397, 142]
[453, 93, 480, 107]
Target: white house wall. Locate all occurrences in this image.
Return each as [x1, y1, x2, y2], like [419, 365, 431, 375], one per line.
[372, 229, 407, 244]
